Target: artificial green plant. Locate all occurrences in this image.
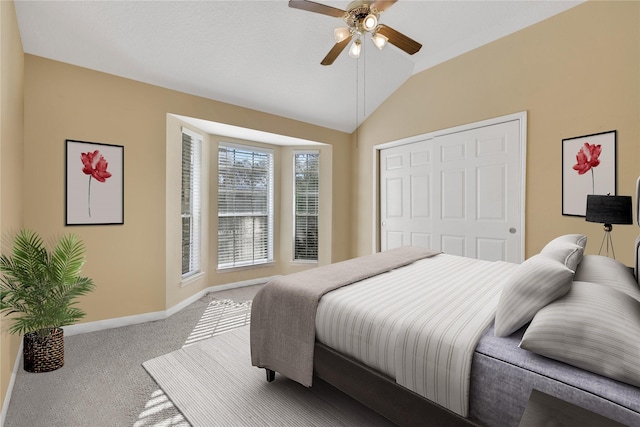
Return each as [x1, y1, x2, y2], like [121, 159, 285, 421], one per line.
[0, 229, 95, 337]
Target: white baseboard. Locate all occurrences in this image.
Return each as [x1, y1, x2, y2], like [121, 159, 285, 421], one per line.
[1, 340, 23, 427]
[0, 275, 276, 426]
[64, 310, 167, 336]
[208, 275, 278, 293]
[66, 275, 277, 336]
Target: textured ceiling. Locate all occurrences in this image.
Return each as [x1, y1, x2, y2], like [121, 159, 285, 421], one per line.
[15, 0, 583, 133]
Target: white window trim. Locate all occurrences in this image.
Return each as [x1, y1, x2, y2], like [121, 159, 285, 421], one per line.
[217, 142, 274, 270]
[293, 150, 319, 262]
[181, 127, 202, 279]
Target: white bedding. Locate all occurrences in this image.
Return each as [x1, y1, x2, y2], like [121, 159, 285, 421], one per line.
[315, 253, 517, 416]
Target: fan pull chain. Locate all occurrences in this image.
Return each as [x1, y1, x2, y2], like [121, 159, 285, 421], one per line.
[362, 38, 366, 121]
[355, 45, 359, 142]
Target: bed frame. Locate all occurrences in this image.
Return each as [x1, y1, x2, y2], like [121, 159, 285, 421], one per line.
[264, 342, 473, 426]
[311, 241, 640, 427]
[260, 224, 640, 426]
[312, 342, 476, 427]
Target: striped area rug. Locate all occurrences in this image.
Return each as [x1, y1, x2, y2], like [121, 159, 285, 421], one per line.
[142, 303, 394, 427]
[136, 299, 252, 427]
[183, 299, 252, 347]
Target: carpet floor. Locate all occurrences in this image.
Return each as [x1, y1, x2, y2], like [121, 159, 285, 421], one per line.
[3, 286, 261, 427]
[143, 326, 395, 427]
[3, 284, 396, 426]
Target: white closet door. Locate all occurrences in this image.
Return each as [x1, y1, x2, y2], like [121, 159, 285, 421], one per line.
[380, 118, 523, 263]
[432, 120, 522, 262]
[380, 139, 433, 250]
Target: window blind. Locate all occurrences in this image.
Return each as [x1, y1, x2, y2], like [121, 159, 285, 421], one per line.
[181, 128, 202, 277]
[218, 143, 274, 269]
[294, 151, 319, 261]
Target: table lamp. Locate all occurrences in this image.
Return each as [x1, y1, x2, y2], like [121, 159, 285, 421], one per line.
[585, 194, 633, 259]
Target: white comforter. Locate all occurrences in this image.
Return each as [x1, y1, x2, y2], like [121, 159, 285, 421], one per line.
[315, 253, 517, 416]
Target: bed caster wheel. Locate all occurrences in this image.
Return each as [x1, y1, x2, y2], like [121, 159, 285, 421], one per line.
[266, 369, 275, 382]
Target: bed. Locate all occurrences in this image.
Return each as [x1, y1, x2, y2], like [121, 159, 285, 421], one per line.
[250, 234, 640, 426]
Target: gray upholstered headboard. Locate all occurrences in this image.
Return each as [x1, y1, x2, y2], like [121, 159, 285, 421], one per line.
[636, 176, 639, 282]
[636, 176, 640, 227]
[636, 235, 640, 283]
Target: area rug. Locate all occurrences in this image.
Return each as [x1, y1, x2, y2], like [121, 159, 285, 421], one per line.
[183, 299, 252, 347]
[135, 299, 253, 427]
[142, 326, 394, 427]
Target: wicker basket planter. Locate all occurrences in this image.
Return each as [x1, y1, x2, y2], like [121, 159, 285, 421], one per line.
[23, 328, 64, 373]
[1, 231, 94, 374]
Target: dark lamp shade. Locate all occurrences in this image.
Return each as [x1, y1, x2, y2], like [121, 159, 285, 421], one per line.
[585, 195, 633, 225]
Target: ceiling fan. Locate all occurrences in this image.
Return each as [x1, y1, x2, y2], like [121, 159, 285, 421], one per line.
[289, 0, 422, 66]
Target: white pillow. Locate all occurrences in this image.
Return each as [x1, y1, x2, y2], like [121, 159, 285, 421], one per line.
[520, 281, 640, 388]
[574, 255, 640, 302]
[540, 242, 584, 272]
[542, 234, 588, 250]
[494, 254, 574, 337]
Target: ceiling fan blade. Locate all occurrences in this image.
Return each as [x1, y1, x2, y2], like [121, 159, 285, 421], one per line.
[372, 0, 397, 12]
[288, 0, 346, 18]
[321, 38, 351, 66]
[376, 24, 422, 55]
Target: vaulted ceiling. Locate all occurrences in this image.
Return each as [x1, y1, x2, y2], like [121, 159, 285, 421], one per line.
[14, 0, 582, 133]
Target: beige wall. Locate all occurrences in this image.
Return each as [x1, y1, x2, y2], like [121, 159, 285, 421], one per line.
[354, 1, 639, 266]
[4, 0, 639, 415]
[0, 0, 25, 416]
[4, 4, 352, 402]
[22, 54, 353, 320]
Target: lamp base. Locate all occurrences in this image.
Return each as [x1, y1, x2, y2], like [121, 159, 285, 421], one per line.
[597, 224, 615, 259]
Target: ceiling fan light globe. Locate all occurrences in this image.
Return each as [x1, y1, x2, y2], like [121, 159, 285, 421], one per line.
[363, 13, 378, 31]
[348, 38, 362, 58]
[372, 32, 388, 50]
[334, 27, 351, 43]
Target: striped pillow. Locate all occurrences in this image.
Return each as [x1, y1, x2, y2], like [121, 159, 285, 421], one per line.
[542, 234, 588, 251]
[520, 281, 640, 388]
[494, 254, 574, 337]
[574, 255, 640, 301]
[541, 242, 584, 272]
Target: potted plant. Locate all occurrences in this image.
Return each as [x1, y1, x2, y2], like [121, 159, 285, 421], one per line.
[0, 229, 95, 372]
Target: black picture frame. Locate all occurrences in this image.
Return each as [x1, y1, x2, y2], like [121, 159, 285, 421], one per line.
[562, 130, 616, 217]
[65, 139, 124, 225]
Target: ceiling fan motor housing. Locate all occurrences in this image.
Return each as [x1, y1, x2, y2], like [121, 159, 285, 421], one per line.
[345, 1, 379, 34]
[287, 0, 421, 65]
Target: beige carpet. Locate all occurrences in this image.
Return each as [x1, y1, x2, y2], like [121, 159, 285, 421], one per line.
[143, 326, 395, 426]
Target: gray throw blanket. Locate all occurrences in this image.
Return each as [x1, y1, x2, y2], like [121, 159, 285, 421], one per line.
[250, 246, 440, 387]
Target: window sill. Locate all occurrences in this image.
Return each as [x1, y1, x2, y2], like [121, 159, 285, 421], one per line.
[181, 271, 205, 288]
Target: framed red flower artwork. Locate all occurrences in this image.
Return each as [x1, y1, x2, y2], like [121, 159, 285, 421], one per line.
[562, 130, 616, 217]
[65, 139, 124, 225]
